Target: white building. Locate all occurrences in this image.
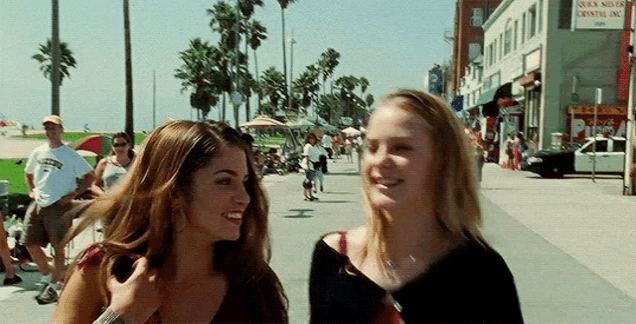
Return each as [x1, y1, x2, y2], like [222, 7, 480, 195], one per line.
[478, 0, 628, 149]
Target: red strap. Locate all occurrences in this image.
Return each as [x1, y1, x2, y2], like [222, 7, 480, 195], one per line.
[338, 231, 347, 254]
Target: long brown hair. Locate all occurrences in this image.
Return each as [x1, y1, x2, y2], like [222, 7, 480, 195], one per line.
[66, 120, 287, 322]
[361, 89, 483, 266]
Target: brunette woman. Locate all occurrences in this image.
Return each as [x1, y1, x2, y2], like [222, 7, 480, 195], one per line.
[52, 121, 287, 324]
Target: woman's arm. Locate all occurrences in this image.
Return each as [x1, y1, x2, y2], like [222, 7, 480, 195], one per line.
[51, 265, 104, 324]
[91, 158, 108, 197]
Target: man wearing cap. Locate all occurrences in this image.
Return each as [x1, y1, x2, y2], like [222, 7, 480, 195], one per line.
[22, 115, 94, 304]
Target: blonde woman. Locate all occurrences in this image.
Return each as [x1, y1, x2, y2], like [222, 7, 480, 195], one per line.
[309, 90, 523, 323]
[52, 121, 287, 324]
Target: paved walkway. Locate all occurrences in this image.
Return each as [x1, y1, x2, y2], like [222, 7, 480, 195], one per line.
[0, 155, 634, 323]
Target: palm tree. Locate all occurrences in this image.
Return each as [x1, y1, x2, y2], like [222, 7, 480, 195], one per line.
[277, 0, 298, 109]
[123, 0, 134, 141]
[259, 67, 286, 115]
[358, 77, 369, 98]
[237, 0, 264, 123]
[174, 38, 220, 120]
[317, 48, 340, 95]
[245, 20, 267, 115]
[31, 38, 77, 86]
[292, 64, 320, 112]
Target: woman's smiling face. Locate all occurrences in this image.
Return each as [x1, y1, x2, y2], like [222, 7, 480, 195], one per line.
[362, 103, 437, 212]
[184, 145, 251, 243]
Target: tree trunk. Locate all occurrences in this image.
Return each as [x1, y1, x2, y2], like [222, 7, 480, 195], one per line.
[222, 92, 227, 122]
[254, 49, 261, 115]
[281, 8, 288, 109]
[51, 0, 60, 116]
[245, 37, 251, 122]
[124, 0, 134, 141]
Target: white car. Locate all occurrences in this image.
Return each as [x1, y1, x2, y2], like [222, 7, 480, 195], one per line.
[522, 136, 626, 178]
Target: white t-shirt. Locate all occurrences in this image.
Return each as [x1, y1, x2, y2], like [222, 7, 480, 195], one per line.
[25, 144, 94, 207]
[321, 134, 332, 148]
[303, 143, 323, 170]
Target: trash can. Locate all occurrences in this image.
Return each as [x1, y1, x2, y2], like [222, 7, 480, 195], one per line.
[551, 133, 564, 149]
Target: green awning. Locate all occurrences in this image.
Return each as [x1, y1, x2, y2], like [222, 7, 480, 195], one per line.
[475, 87, 498, 106]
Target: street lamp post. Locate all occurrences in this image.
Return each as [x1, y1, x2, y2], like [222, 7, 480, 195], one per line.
[288, 34, 296, 115]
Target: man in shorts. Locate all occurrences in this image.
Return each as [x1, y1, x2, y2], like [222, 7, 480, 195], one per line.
[22, 115, 94, 304]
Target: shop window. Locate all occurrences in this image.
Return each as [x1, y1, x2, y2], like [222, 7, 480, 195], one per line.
[558, 0, 573, 29]
[529, 5, 537, 39]
[538, 0, 543, 33]
[499, 34, 503, 59]
[471, 8, 484, 27]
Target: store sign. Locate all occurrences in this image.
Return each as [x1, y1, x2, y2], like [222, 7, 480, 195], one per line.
[567, 105, 627, 141]
[524, 49, 541, 73]
[572, 0, 627, 30]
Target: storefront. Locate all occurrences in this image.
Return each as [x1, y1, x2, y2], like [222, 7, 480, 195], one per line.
[519, 70, 541, 146]
[566, 105, 627, 142]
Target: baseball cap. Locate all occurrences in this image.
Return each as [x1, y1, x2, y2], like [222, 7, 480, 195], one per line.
[42, 115, 63, 127]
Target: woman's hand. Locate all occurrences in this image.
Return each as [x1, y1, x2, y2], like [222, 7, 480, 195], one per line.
[107, 257, 161, 324]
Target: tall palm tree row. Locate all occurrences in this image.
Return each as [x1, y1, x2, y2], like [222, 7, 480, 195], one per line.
[277, 0, 298, 111]
[32, 38, 77, 86]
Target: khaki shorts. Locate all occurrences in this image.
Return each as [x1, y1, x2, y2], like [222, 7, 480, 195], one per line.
[21, 200, 92, 247]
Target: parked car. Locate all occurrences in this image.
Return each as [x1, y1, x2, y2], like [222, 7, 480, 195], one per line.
[521, 136, 626, 178]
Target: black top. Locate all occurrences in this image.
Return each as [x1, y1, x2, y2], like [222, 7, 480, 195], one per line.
[309, 235, 523, 323]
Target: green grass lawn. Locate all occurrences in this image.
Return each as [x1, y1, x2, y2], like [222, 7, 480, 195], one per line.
[15, 132, 146, 146]
[0, 156, 97, 195]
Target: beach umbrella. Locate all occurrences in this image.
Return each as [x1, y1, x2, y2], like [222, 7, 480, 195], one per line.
[342, 126, 361, 136]
[75, 135, 113, 156]
[0, 120, 7, 127]
[240, 116, 287, 129]
[285, 118, 315, 129]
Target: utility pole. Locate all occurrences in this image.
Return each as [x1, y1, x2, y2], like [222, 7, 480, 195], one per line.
[153, 70, 156, 129]
[288, 32, 296, 116]
[51, 0, 60, 116]
[624, 0, 636, 195]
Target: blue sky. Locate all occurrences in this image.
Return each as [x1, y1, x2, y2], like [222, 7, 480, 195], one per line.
[0, 1, 453, 131]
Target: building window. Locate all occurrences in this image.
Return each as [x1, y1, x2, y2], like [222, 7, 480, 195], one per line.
[489, 43, 495, 66]
[504, 20, 512, 55]
[538, 0, 543, 33]
[529, 5, 537, 39]
[513, 20, 518, 50]
[558, 0, 573, 29]
[471, 8, 484, 27]
[494, 39, 497, 63]
[521, 13, 526, 44]
[499, 34, 503, 59]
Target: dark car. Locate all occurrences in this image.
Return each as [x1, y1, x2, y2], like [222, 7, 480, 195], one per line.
[521, 137, 626, 178]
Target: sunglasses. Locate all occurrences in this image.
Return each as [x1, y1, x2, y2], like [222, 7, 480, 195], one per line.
[113, 143, 128, 147]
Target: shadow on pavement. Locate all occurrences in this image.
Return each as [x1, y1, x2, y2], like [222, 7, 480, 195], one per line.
[283, 209, 314, 218]
[311, 200, 352, 204]
[323, 172, 360, 176]
[321, 191, 353, 195]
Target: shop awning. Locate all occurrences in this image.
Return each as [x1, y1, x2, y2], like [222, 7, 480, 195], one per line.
[475, 87, 498, 106]
[450, 95, 464, 112]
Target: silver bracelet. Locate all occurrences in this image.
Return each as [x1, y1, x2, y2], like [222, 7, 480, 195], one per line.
[93, 307, 127, 324]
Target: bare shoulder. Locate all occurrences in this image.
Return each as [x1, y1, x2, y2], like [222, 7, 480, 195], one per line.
[322, 225, 367, 253]
[52, 263, 104, 324]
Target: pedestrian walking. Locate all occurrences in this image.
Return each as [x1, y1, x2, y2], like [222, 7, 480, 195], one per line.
[23, 115, 94, 304]
[321, 132, 333, 159]
[302, 133, 322, 201]
[355, 134, 365, 171]
[52, 120, 288, 324]
[344, 136, 354, 162]
[513, 132, 526, 170]
[309, 89, 523, 323]
[332, 134, 341, 160]
[0, 210, 22, 285]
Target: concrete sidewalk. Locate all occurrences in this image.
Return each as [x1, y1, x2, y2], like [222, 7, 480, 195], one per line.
[480, 163, 636, 302]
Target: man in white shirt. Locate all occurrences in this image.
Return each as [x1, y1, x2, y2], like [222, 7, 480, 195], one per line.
[321, 132, 333, 159]
[23, 115, 94, 303]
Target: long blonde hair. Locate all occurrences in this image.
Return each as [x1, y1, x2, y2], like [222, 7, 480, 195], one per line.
[66, 120, 287, 321]
[361, 89, 482, 264]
